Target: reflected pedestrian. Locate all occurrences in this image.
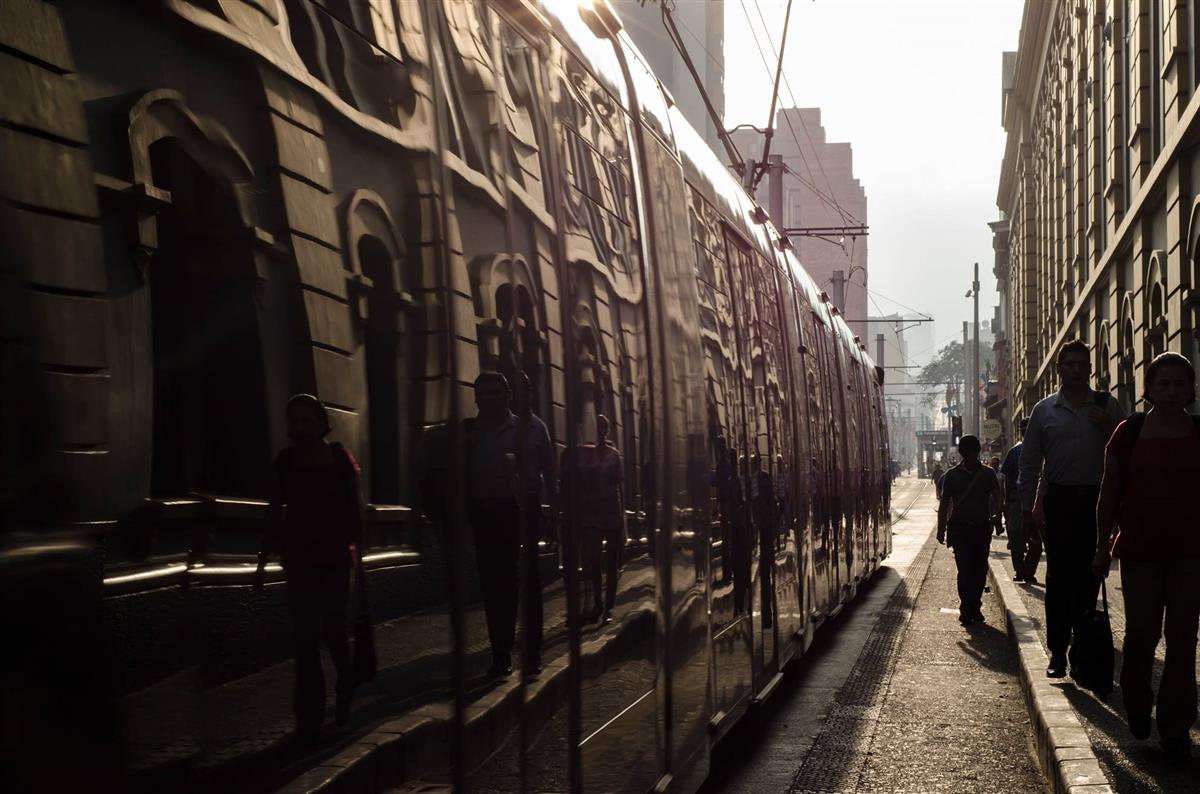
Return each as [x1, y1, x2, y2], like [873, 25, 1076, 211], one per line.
[752, 454, 776, 628]
[776, 453, 791, 551]
[1094, 352, 1200, 758]
[257, 394, 362, 746]
[466, 372, 522, 677]
[577, 414, 625, 625]
[1001, 419, 1042, 583]
[936, 435, 1000, 625]
[1020, 340, 1123, 678]
[713, 438, 735, 582]
[512, 372, 555, 675]
[732, 455, 753, 616]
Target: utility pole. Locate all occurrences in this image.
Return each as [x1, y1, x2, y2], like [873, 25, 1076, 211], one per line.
[962, 321, 970, 437]
[831, 269, 846, 314]
[972, 261, 981, 437]
[768, 154, 785, 231]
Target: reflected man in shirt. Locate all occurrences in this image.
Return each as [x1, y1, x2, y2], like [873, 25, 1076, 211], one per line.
[1018, 340, 1123, 678]
[512, 372, 555, 675]
[467, 372, 522, 677]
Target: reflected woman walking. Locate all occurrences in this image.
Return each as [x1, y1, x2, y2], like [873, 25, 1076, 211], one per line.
[257, 394, 364, 747]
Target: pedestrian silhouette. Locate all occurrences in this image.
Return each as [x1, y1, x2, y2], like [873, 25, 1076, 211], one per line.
[1018, 339, 1123, 678]
[1095, 352, 1200, 758]
[257, 394, 362, 746]
[512, 372, 555, 674]
[1000, 419, 1042, 583]
[566, 414, 625, 626]
[937, 435, 1000, 625]
[464, 372, 522, 677]
[731, 455, 754, 616]
[752, 454, 776, 628]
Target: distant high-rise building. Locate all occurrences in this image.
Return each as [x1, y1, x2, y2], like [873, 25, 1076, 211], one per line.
[731, 108, 869, 340]
[614, 1, 725, 155]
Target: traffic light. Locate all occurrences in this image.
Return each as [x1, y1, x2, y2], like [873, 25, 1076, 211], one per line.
[951, 415, 963, 446]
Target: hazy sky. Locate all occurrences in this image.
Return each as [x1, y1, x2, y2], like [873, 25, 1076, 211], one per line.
[718, 0, 1024, 366]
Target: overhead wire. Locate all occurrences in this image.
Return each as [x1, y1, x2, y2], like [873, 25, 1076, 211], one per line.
[749, 0, 860, 227]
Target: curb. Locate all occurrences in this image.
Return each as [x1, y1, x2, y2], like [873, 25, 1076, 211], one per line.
[986, 548, 1114, 794]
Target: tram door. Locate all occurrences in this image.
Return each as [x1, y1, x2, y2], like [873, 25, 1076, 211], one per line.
[797, 304, 831, 620]
[813, 323, 844, 608]
[690, 191, 754, 739]
[777, 270, 811, 639]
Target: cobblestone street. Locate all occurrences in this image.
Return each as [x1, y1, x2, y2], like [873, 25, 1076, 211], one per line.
[703, 481, 1045, 793]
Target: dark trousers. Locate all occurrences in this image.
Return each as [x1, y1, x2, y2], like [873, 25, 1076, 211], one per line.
[1119, 557, 1200, 740]
[521, 494, 544, 663]
[582, 525, 621, 612]
[286, 564, 350, 733]
[1005, 497, 1042, 578]
[758, 518, 774, 626]
[469, 498, 521, 664]
[950, 524, 990, 618]
[731, 519, 753, 614]
[1043, 485, 1101, 657]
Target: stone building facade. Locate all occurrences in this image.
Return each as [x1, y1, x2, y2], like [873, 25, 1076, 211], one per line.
[997, 0, 1200, 423]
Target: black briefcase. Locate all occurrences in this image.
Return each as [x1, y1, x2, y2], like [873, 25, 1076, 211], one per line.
[1069, 581, 1113, 699]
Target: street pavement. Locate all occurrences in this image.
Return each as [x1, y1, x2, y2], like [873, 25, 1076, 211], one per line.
[702, 477, 1045, 794]
[996, 541, 1200, 791]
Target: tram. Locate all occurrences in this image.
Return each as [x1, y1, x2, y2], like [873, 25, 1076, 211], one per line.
[0, 0, 890, 791]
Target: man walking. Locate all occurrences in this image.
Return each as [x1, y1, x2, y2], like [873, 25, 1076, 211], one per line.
[937, 435, 1001, 625]
[1019, 340, 1123, 678]
[1001, 419, 1042, 583]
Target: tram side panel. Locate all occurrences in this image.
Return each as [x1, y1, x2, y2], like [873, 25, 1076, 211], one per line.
[684, 186, 754, 742]
[777, 267, 817, 643]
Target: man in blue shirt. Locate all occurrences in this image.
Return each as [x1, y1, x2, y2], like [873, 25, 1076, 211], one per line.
[1001, 418, 1041, 584]
[1019, 340, 1124, 678]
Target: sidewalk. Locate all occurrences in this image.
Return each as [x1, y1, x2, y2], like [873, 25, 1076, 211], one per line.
[991, 545, 1200, 791]
[704, 478, 1045, 793]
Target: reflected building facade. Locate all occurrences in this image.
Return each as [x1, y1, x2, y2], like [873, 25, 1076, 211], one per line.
[0, 1, 890, 791]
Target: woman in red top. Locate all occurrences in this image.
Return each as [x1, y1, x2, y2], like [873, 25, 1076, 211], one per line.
[1095, 352, 1200, 759]
[256, 394, 364, 746]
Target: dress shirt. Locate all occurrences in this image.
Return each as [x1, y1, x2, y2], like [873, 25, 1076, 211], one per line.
[1018, 389, 1124, 510]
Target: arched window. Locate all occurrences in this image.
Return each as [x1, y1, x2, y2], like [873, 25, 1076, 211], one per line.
[146, 138, 270, 498]
[1146, 255, 1167, 360]
[344, 191, 414, 508]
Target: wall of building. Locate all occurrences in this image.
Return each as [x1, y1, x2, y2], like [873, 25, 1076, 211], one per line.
[732, 108, 869, 340]
[997, 0, 1200, 422]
